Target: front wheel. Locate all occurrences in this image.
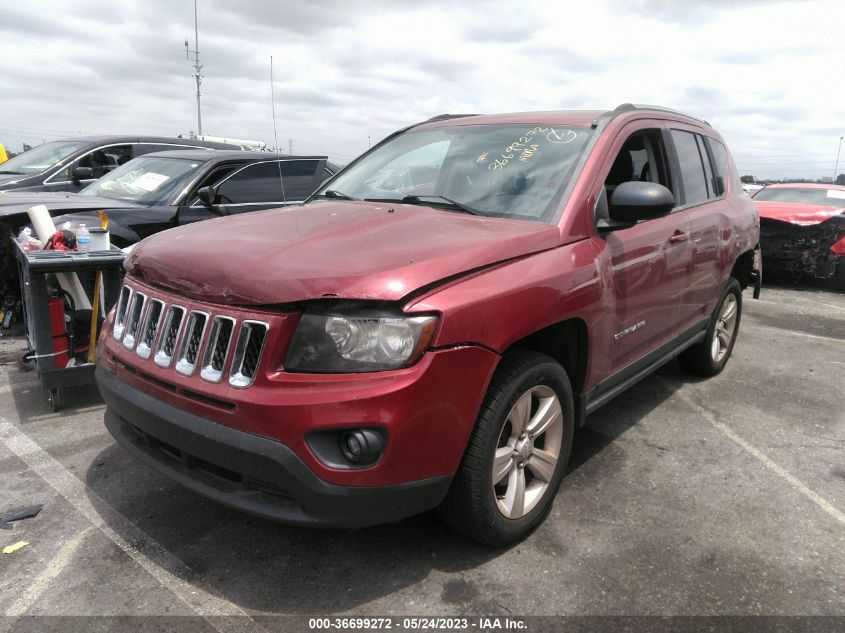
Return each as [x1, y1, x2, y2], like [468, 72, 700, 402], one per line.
[438, 350, 574, 547]
[679, 278, 742, 376]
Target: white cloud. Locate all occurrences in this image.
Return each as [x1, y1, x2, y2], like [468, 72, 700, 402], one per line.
[0, 0, 843, 178]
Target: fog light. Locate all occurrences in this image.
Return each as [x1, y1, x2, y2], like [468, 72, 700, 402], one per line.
[340, 430, 383, 465]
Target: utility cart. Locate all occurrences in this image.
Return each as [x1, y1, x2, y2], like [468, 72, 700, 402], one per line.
[13, 241, 124, 410]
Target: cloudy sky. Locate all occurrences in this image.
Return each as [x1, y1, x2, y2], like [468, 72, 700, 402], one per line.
[1, 0, 844, 179]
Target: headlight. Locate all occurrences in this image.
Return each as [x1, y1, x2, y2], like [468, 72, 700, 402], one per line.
[285, 312, 439, 373]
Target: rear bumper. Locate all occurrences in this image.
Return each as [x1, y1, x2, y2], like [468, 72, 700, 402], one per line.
[98, 366, 452, 527]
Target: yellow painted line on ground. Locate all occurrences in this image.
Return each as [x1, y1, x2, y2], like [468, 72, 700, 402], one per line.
[5, 527, 93, 616]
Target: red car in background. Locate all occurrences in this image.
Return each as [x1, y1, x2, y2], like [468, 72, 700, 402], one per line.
[753, 183, 845, 289]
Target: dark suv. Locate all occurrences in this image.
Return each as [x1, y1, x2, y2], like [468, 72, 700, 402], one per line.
[0, 150, 338, 246]
[0, 136, 243, 192]
[97, 105, 761, 546]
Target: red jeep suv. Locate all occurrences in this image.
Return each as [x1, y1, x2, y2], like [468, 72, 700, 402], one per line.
[97, 105, 761, 546]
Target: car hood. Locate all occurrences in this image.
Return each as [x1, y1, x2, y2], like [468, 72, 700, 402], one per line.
[0, 190, 140, 218]
[0, 173, 27, 187]
[756, 200, 845, 226]
[126, 200, 561, 305]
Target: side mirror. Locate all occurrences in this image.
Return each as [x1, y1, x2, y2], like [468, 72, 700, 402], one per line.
[196, 186, 215, 207]
[70, 166, 94, 183]
[608, 181, 675, 223]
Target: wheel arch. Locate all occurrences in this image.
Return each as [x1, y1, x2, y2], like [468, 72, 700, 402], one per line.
[730, 247, 757, 290]
[502, 317, 589, 422]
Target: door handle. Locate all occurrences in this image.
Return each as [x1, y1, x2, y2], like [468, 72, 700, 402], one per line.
[669, 231, 690, 244]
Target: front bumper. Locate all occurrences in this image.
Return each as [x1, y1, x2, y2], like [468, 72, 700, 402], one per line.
[98, 366, 453, 527]
[760, 216, 845, 278]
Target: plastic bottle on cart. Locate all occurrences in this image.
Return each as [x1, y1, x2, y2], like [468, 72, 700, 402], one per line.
[76, 224, 91, 252]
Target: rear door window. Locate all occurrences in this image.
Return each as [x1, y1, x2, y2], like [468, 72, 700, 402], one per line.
[215, 160, 321, 204]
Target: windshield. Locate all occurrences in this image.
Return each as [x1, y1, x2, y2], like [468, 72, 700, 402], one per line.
[0, 140, 88, 176]
[81, 156, 205, 204]
[318, 124, 592, 222]
[753, 187, 845, 206]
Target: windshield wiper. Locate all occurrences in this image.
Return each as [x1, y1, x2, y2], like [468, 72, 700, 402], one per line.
[320, 189, 358, 200]
[401, 195, 481, 215]
[0, 170, 24, 175]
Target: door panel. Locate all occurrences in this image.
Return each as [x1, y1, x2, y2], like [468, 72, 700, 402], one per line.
[601, 211, 691, 369]
[593, 121, 691, 373]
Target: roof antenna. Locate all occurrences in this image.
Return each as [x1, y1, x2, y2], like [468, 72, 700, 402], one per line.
[270, 55, 286, 206]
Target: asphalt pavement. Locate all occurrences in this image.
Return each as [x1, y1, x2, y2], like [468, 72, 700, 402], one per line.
[0, 279, 842, 629]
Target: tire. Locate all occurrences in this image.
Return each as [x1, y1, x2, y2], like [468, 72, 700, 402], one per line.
[679, 278, 742, 377]
[438, 350, 574, 547]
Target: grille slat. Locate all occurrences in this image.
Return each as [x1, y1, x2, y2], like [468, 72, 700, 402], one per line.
[154, 306, 186, 367]
[229, 321, 269, 388]
[136, 300, 164, 359]
[200, 317, 236, 383]
[113, 286, 133, 341]
[115, 284, 267, 389]
[122, 293, 147, 350]
[175, 312, 209, 376]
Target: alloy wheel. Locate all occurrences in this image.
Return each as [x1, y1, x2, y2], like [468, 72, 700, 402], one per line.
[492, 385, 564, 519]
[711, 294, 738, 362]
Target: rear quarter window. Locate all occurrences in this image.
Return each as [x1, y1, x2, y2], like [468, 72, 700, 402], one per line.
[707, 138, 732, 196]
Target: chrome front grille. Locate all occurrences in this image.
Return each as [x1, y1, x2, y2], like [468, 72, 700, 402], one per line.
[229, 321, 268, 388]
[175, 312, 208, 376]
[136, 299, 164, 360]
[200, 317, 235, 383]
[154, 306, 185, 368]
[122, 292, 147, 350]
[113, 286, 132, 340]
[114, 284, 270, 387]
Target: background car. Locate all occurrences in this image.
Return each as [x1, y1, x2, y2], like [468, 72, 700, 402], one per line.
[1, 150, 339, 247]
[752, 183, 845, 289]
[0, 135, 246, 193]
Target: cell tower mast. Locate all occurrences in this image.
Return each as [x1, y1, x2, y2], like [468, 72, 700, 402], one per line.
[184, 0, 203, 136]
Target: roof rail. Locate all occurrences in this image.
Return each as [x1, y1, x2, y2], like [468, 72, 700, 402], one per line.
[611, 103, 711, 127]
[424, 113, 481, 123]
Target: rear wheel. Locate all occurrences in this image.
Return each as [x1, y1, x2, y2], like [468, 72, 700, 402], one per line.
[679, 278, 742, 376]
[438, 350, 574, 547]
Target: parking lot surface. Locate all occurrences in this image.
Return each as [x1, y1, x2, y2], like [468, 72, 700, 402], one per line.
[0, 281, 842, 625]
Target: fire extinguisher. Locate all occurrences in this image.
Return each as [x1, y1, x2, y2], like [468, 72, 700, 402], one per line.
[47, 296, 71, 369]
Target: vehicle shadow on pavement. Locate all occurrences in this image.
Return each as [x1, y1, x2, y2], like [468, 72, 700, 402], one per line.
[83, 445, 506, 613]
[762, 272, 841, 294]
[567, 360, 687, 475]
[76, 362, 692, 614]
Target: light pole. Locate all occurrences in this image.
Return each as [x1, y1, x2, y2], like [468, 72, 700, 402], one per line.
[834, 136, 844, 183]
[185, 0, 203, 136]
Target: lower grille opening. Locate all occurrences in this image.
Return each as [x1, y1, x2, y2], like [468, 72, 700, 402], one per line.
[245, 478, 292, 499]
[127, 424, 291, 499]
[114, 359, 235, 411]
